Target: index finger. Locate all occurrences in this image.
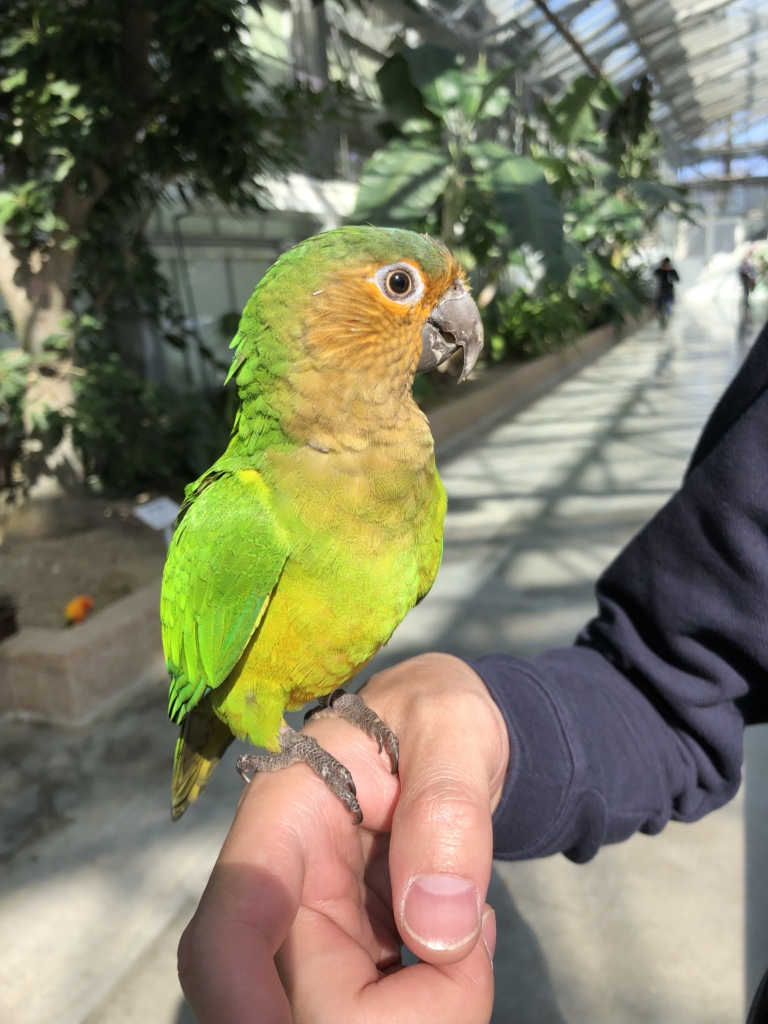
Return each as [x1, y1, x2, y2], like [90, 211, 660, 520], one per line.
[178, 769, 308, 1024]
[177, 716, 398, 1024]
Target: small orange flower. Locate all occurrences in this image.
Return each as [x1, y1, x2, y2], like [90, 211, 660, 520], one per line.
[64, 595, 94, 625]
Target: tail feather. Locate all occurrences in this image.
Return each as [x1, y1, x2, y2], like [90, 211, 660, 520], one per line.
[171, 710, 235, 821]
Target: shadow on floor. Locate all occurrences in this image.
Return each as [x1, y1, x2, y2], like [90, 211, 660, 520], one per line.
[489, 865, 568, 1024]
[745, 723, 768, 1009]
[174, 1001, 197, 1024]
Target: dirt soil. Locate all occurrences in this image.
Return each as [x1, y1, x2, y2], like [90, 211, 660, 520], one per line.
[1, 516, 167, 630]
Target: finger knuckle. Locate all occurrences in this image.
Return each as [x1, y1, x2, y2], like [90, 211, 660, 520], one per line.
[409, 777, 487, 841]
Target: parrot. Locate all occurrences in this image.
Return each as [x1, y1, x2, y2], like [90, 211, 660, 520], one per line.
[161, 226, 483, 822]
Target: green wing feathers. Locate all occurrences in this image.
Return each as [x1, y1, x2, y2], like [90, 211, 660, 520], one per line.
[161, 470, 290, 724]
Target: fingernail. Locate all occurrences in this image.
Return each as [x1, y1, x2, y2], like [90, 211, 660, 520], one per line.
[403, 875, 480, 950]
[482, 908, 496, 965]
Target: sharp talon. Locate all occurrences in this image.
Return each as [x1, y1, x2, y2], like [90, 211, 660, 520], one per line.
[235, 723, 367, 824]
[303, 707, 317, 724]
[387, 737, 400, 774]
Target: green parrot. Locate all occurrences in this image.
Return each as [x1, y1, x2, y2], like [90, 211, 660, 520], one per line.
[161, 226, 483, 822]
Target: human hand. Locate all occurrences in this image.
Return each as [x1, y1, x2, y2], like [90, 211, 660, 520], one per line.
[178, 653, 510, 1024]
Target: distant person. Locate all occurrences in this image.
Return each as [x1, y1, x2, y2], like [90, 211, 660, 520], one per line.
[739, 253, 757, 313]
[653, 256, 680, 327]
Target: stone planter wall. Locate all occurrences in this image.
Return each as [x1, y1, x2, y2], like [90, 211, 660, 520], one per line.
[0, 581, 165, 725]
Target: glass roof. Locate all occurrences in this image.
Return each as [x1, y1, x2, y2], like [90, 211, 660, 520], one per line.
[415, 0, 767, 171]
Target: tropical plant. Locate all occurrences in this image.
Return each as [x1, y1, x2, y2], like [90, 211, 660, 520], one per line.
[352, 46, 693, 361]
[71, 353, 234, 494]
[350, 44, 569, 285]
[0, 0, 336, 494]
[0, 346, 30, 489]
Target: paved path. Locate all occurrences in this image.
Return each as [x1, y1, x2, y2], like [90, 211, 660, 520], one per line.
[2, 256, 766, 1024]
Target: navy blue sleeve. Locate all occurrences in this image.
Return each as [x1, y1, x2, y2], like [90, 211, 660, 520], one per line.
[471, 319, 768, 863]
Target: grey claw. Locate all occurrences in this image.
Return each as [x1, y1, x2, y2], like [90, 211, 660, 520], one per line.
[235, 726, 364, 824]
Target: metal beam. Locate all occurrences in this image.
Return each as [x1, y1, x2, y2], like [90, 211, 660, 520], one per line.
[683, 174, 768, 189]
[527, 0, 602, 76]
[682, 142, 768, 162]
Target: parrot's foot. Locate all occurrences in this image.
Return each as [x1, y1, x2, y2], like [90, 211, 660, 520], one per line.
[236, 724, 362, 824]
[304, 689, 399, 774]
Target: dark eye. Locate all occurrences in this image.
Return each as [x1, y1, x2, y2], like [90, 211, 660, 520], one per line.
[386, 270, 413, 296]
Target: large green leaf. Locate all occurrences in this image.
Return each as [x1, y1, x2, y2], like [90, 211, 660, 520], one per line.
[402, 44, 459, 94]
[457, 69, 484, 120]
[551, 75, 620, 145]
[605, 172, 688, 212]
[545, 239, 585, 284]
[376, 52, 434, 130]
[351, 138, 452, 226]
[477, 63, 517, 120]
[399, 45, 462, 118]
[468, 141, 564, 268]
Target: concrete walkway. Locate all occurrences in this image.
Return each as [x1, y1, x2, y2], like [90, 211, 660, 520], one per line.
[2, 257, 767, 1024]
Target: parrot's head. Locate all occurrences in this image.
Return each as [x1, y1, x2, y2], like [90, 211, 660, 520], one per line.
[242, 226, 484, 388]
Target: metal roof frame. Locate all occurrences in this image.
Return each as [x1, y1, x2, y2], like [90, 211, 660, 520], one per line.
[329, 0, 763, 168]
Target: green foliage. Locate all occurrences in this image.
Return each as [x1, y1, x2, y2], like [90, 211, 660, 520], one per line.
[488, 286, 585, 358]
[351, 44, 568, 276]
[0, 0, 356, 492]
[71, 355, 234, 494]
[0, 0, 296, 225]
[544, 75, 620, 146]
[467, 141, 564, 278]
[0, 348, 30, 489]
[0, 0, 336, 358]
[0, 348, 30, 407]
[353, 138, 452, 225]
[353, 48, 692, 359]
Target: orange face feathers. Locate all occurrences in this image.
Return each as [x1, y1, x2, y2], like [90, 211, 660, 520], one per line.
[228, 226, 482, 453]
[303, 251, 466, 380]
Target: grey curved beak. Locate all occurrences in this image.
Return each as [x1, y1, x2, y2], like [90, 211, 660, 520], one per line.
[417, 280, 484, 383]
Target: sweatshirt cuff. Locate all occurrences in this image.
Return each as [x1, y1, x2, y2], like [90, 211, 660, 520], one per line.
[467, 653, 583, 860]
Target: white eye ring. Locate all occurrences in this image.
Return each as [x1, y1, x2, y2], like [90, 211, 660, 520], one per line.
[372, 263, 424, 303]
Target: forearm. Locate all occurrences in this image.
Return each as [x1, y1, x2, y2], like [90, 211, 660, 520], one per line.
[474, 319, 768, 863]
[471, 646, 741, 863]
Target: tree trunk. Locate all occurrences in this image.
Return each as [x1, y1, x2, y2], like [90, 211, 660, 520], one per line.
[0, 231, 33, 346]
[0, 239, 79, 355]
[0, 203, 95, 498]
[0, 169, 107, 354]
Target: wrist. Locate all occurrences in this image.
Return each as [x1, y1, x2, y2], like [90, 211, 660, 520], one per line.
[360, 653, 510, 813]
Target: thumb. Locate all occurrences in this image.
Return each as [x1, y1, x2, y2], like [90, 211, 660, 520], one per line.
[362, 654, 509, 966]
